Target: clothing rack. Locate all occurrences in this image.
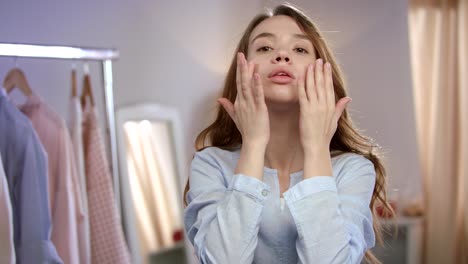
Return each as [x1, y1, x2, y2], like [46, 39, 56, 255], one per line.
[0, 43, 122, 213]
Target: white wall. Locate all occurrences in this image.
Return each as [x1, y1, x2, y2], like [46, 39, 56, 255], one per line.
[0, 0, 421, 263]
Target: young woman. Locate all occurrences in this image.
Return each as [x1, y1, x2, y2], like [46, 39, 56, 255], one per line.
[183, 4, 392, 264]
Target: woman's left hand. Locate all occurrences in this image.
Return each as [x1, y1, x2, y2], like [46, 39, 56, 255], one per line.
[297, 58, 352, 152]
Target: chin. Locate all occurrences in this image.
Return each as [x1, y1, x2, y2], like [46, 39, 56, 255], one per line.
[264, 96, 300, 111]
[264, 86, 298, 104]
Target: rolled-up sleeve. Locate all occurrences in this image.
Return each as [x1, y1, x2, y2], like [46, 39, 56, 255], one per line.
[283, 154, 376, 264]
[184, 149, 270, 264]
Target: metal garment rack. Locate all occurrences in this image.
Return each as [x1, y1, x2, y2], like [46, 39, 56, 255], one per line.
[0, 43, 122, 213]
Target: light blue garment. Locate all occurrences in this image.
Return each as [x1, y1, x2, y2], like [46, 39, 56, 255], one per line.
[184, 146, 376, 264]
[0, 88, 63, 264]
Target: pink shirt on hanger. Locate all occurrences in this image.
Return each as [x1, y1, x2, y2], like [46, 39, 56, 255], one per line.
[82, 105, 131, 264]
[19, 93, 85, 264]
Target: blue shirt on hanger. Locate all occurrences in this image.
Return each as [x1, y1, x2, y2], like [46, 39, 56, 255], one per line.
[184, 146, 376, 264]
[0, 88, 63, 264]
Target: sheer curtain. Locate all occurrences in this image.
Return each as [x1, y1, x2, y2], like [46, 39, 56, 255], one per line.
[408, 0, 467, 263]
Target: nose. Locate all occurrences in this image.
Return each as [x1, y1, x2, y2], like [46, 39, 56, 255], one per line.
[272, 50, 291, 64]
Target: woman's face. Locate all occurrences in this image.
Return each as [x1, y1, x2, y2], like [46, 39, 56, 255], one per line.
[247, 15, 317, 105]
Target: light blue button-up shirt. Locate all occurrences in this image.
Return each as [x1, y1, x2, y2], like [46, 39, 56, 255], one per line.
[0, 88, 63, 264]
[184, 146, 376, 264]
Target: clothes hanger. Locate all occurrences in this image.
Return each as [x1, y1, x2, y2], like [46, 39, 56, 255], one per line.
[80, 62, 95, 107]
[2, 58, 33, 96]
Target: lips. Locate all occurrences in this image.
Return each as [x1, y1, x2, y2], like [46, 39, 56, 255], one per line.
[268, 68, 295, 84]
[268, 68, 295, 78]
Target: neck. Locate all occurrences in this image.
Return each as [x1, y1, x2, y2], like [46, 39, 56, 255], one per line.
[264, 104, 303, 173]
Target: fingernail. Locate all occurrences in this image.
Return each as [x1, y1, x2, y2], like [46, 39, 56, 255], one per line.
[326, 62, 331, 70]
[317, 58, 323, 65]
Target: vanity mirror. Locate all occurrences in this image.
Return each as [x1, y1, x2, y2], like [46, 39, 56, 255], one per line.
[116, 103, 188, 264]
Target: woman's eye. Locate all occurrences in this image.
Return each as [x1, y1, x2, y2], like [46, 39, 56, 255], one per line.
[295, 47, 308, 54]
[256, 46, 272, 52]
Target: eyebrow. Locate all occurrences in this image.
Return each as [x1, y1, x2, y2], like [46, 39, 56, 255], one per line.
[250, 32, 310, 44]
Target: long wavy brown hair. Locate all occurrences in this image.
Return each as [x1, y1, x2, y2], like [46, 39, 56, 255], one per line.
[183, 3, 394, 263]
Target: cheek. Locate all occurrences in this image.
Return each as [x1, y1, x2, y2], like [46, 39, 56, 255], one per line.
[246, 49, 258, 61]
[246, 57, 268, 75]
[246, 54, 262, 64]
[259, 67, 270, 80]
[298, 62, 314, 80]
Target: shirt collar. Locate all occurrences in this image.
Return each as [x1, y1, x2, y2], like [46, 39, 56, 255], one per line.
[18, 92, 42, 110]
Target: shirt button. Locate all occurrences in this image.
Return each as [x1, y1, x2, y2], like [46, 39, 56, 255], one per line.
[261, 189, 269, 197]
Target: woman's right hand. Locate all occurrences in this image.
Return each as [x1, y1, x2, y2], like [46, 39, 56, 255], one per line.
[217, 52, 270, 147]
